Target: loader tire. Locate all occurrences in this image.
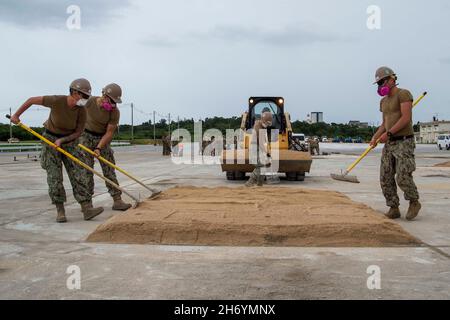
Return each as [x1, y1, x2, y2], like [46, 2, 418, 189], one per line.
[286, 172, 297, 181]
[235, 171, 246, 180]
[226, 171, 235, 180]
[297, 172, 305, 181]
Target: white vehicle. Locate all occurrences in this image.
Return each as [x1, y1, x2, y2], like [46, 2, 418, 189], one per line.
[292, 133, 306, 142]
[322, 137, 328, 143]
[437, 135, 450, 150]
[291, 133, 308, 151]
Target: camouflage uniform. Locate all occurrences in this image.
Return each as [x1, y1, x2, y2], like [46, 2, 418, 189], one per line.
[380, 138, 419, 208]
[79, 132, 121, 198]
[309, 140, 320, 155]
[162, 135, 172, 156]
[40, 132, 91, 204]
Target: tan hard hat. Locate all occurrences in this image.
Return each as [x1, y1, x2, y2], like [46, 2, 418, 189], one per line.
[102, 83, 122, 104]
[70, 78, 92, 96]
[374, 66, 396, 84]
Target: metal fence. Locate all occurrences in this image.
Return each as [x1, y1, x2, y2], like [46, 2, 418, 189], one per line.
[0, 141, 131, 153]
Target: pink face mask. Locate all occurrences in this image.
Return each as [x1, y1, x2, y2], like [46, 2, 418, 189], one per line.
[101, 100, 115, 111]
[377, 85, 391, 97]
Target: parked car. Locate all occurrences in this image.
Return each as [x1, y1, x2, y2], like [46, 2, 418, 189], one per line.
[344, 137, 353, 143]
[332, 137, 343, 143]
[292, 133, 306, 142]
[352, 137, 363, 143]
[437, 135, 450, 150]
[291, 133, 308, 151]
[7, 138, 20, 143]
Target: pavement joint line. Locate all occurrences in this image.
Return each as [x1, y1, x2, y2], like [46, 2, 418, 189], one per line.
[2, 237, 450, 249]
[419, 241, 450, 260]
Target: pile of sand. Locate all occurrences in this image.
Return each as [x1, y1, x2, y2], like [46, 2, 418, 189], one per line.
[87, 187, 419, 247]
[434, 161, 450, 167]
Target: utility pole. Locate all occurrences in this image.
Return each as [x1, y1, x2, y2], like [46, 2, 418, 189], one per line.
[9, 107, 12, 141]
[177, 116, 180, 132]
[131, 103, 134, 141]
[153, 110, 156, 146]
[168, 113, 171, 137]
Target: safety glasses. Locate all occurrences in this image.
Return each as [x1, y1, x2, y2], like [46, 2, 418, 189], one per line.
[377, 78, 388, 86]
[77, 91, 90, 99]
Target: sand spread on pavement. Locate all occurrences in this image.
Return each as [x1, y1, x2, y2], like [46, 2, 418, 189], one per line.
[87, 186, 419, 247]
[434, 161, 450, 167]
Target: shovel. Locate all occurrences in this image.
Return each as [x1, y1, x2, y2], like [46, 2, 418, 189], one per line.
[78, 143, 161, 199]
[330, 91, 427, 184]
[6, 115, 141, 207]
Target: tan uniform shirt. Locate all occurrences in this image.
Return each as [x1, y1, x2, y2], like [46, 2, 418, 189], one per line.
[250, 120, 270, 165]
[42, 95, 86, 136]
[380, 88, 414, 137]
[85, 97, 120, 134]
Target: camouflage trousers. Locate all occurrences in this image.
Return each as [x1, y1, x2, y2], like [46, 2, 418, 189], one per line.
[380, 138, 419, 208]
[310, 144, 320, 155]
[40, 132, 91, 204]
[79, 132, 121, 198]
[248, 166, 264, 186]
[162, 143, 171, 156]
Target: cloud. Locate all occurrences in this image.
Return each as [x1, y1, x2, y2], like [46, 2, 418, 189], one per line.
[139, 35, 178, 48]
[140, 24, 345, 48]
[0, 0, 131, 29]
[206, 25, 342, 47]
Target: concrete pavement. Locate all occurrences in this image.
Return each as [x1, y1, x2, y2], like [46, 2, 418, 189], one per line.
[0, 144, 449, 299]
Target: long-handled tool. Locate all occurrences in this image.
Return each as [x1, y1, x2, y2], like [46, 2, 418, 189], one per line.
[330, 91, 427, 184]
[78, 143, 161, 199]
[6, 115, 141, 207]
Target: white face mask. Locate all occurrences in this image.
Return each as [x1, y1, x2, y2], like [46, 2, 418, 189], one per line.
[76, 98, 88, 107]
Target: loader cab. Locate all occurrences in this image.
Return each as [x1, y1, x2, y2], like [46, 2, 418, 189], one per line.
[246, 97, 286, 133]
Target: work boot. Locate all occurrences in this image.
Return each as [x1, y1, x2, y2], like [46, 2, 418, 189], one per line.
[385, 207, 401, 219]
[112, 195, 132, 211]
[56, 203, 67, 223]
[265, 174, 280, 185]
[406, 200, 422, 221]
[245, 176, 257, 187]
[257, 175, 264, 187]
[81, 201, 104, 221]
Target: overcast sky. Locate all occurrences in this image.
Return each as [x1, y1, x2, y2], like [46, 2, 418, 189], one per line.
[1, 0, 449, 127]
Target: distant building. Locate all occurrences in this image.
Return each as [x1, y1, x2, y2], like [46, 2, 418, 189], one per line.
[348, 121, 369, 128]
[310, 112, 324, 124]
[418, 120, 450, 143]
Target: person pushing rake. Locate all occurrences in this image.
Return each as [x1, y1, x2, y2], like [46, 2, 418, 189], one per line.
[332, 67, 424, 221]
[9, 80, 160, 223]
[10, 79, 105, 223]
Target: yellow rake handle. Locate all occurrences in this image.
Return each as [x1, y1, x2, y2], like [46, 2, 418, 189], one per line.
[7, 116, 139, 204]
[345, 91, 427, 174]
[78, 143, 159, 194]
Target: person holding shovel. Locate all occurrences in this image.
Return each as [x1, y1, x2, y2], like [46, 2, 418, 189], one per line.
[10, 79, 104, 223]
[80, 83, 132, 211]
[246, 111, 273, 187]
[369, 67, 421, 221]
